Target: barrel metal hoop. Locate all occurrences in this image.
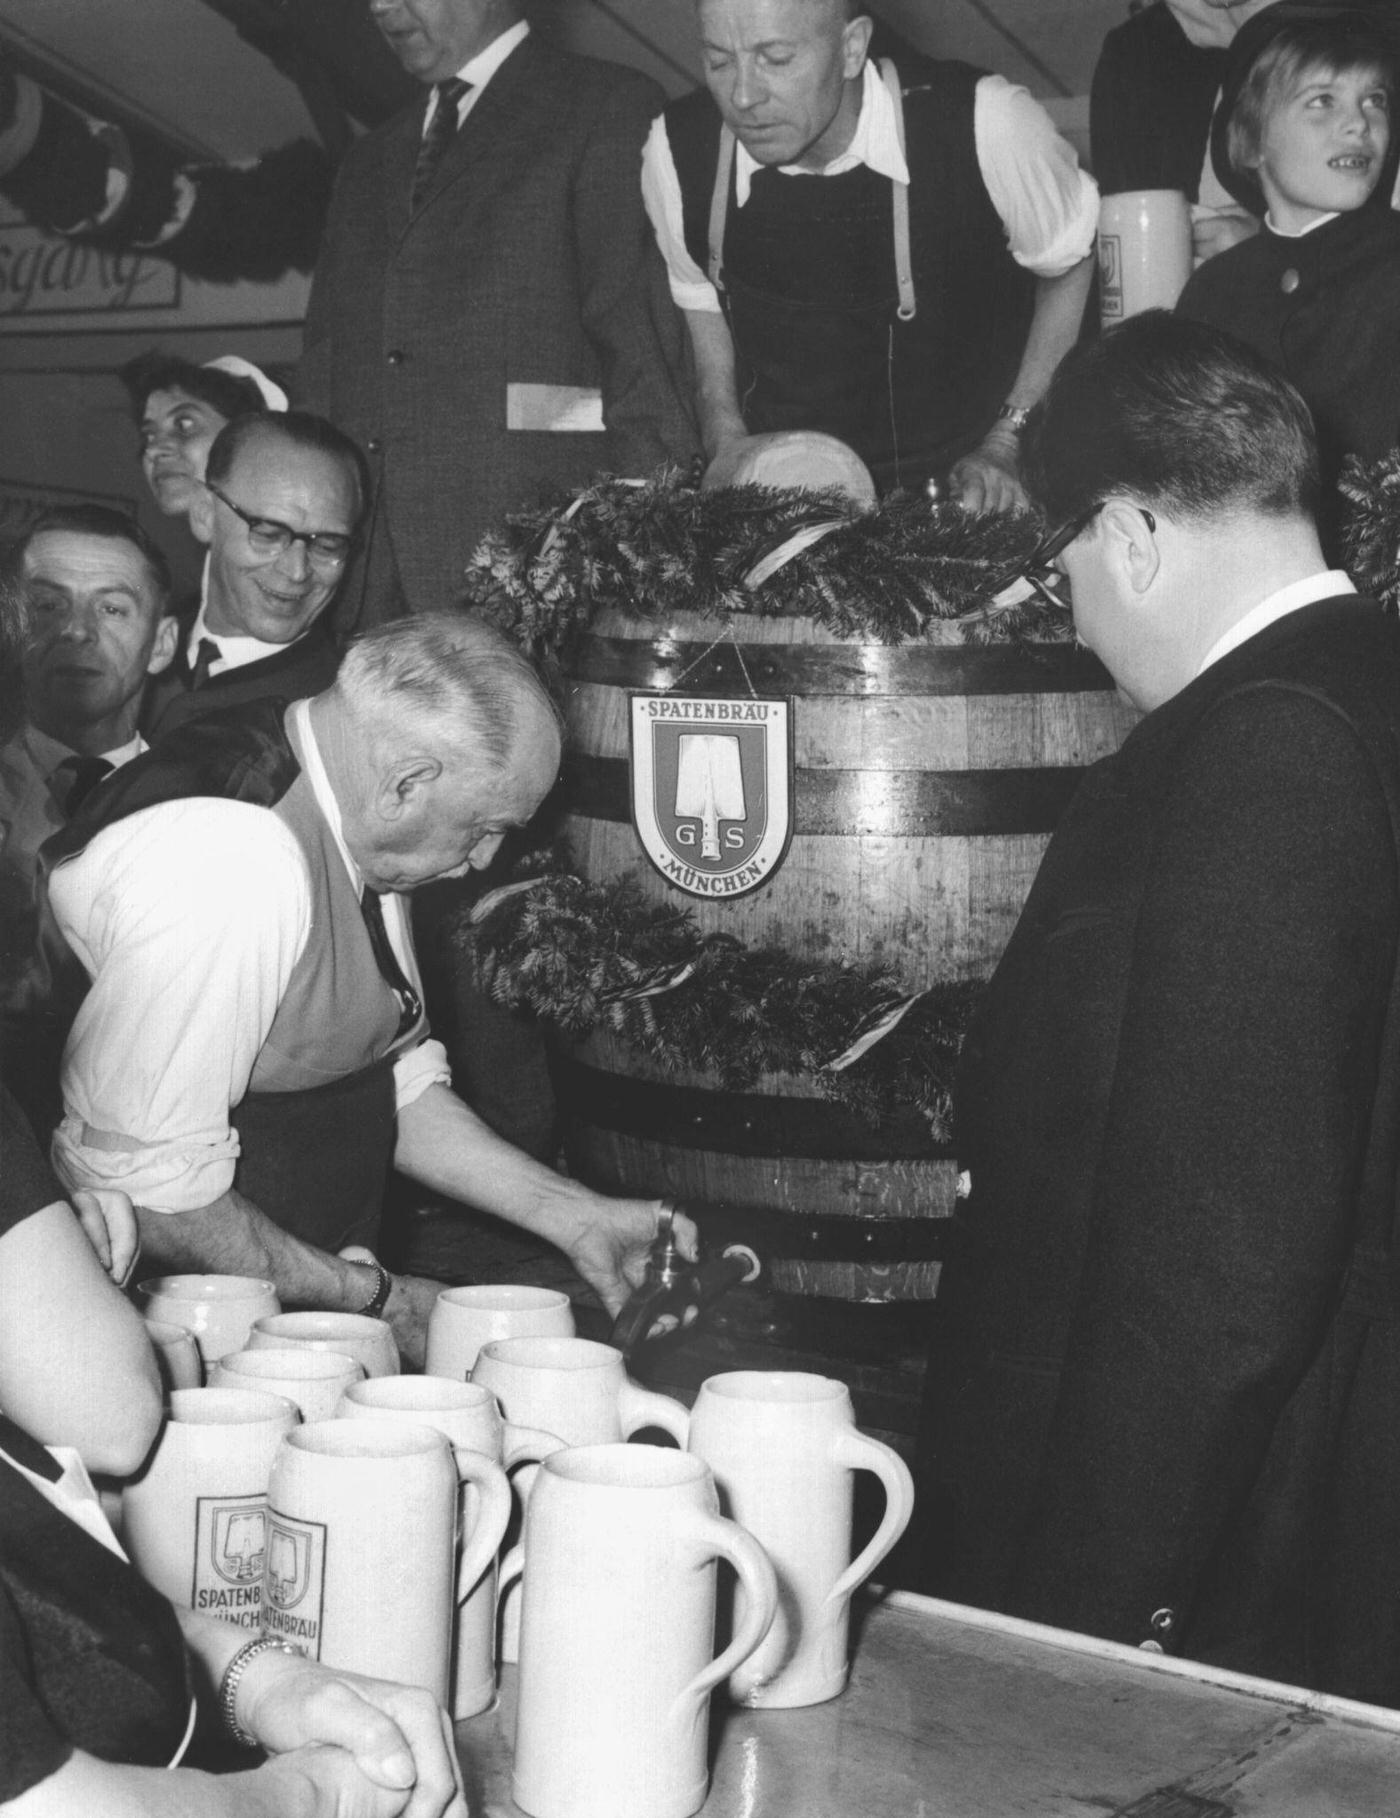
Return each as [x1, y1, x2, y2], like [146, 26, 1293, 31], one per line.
[563, 753, 1083, 837]
[555, 1057, 957, 1162]
[572, 635, 1115, 698]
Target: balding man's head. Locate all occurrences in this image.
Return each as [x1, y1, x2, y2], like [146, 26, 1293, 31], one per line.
[695, 0, 873, 169]
[191, 413, 364, 646]
[328, 613, 562, 894]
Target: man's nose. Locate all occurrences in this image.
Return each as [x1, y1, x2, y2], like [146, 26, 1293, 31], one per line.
[274, 536, 311, 581]
[55, 604, 96, 641]
[468, 832, 506, 871]
[731, 59, 768, 113]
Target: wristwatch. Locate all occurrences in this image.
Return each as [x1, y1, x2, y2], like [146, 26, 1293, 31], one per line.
[353, 1255, 394, 1319]
[995, 402, 1033, 434]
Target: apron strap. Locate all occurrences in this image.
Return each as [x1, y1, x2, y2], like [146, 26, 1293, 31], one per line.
[709, 125, 736, 291]
[881, 57, 917, 322]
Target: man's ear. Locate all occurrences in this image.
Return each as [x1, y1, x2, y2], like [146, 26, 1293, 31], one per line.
[843, 13, 874, 78]
[188, 485, 216, 549]
[379, 756, 443, 819]
[146, 614, 179, 678]
[1101, 498, 1160, 597]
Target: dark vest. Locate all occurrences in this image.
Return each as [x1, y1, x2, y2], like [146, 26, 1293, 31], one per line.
[666, 58, 1036, 491]
[44, 701, 416, 1250]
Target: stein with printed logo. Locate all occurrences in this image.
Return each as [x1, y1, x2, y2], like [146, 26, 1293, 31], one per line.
[263, 1418, 508, 1702]
[122, 1386, 299, 1628]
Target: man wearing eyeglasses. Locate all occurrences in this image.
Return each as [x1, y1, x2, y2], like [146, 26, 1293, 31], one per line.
[896, 312, 1400, 1704]
[143, 413, 363, 742]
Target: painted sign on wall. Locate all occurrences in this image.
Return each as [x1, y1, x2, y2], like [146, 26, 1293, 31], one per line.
[0, 222, 180, 319]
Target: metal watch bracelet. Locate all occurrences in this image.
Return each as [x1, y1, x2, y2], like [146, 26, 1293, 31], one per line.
[354, 1255, 393, 1319]
[219, 1636, 302, 1749]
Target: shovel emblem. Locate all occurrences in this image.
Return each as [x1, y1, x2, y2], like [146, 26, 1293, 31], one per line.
[629, 694, 792, 899]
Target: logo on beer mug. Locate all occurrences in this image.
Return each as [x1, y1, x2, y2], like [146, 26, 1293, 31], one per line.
[262, 1513, 326, 1655]
[630, 694, 792, 899]
[192, 1496, 267, 1627]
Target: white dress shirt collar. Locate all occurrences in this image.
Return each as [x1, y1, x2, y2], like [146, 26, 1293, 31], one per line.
[1196, 570, 1356, 676]
[1265, 210, 1340, 238]
[287, 696, 363, 893]
[425, 17, 531, 132]
[734, 59, 909, 206]
[24, 722, 144, 776]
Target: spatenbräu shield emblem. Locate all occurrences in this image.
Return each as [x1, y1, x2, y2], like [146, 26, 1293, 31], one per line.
[630, 694, 792, 898]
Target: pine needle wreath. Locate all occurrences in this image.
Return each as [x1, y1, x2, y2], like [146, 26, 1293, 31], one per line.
[462, 470, 1066, 665]
[1341, 448, 1400, 615]
[459, 860, 981, 1142]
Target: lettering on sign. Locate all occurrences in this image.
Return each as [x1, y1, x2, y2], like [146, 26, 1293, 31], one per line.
[0, 225, 179, 318]
[192, 1497, 267, 1629]
[630, 694, 793, 899]
[263, 1511, 327, 1656]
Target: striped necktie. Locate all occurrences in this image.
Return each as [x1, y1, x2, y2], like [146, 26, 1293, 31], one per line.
[411, 78, 470, 213]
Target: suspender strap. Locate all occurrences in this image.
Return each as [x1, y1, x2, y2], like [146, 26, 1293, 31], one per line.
[708, 125, 736, 290]
[881, 58, 917, 322]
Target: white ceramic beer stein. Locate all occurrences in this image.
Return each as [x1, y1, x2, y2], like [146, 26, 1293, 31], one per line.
[472, 1335, 691, 1660]
[137, 1275, 280, 1368]
[248, 1309, 399, 1378]
[143, 1317, 203, 1391]
[425, 1284, 575, 1379]
[210, 1348, 365, 1423]
[122, 1386, 299, 1627]
[1097, 189, 1193, 324]
[687, 1371, 915, 1708]
[263, 1418, 509, 1704]
[504, 1445, 778, 1818]
[335, 1375, 561, 1717]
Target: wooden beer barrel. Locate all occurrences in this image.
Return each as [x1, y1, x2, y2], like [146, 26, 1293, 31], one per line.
[557, 606, 1136, 1301]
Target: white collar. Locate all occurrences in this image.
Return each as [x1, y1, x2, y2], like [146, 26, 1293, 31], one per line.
[453, 18, 529, 87]
[1196, 570, 1356, 675]
[734, 60, 908, 206]
[288, 696, 365, 894]
[25, 723, 144, 775]
[1265, 209, 1341, 238]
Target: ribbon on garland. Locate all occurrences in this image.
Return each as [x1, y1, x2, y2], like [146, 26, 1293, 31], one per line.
[457, 859, 982, 1140]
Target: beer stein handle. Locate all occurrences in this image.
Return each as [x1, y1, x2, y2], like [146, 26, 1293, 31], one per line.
[826, 1430, 915, 1607]
[450, 1445, 512, 1605]
[673, 1510, 777, 1709]
[618, 1380, 691, 1446]
[503, 1425, 567, 1472]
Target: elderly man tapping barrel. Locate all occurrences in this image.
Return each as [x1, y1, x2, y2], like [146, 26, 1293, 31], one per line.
[894, 312, 1400, 1706]
[642, 0, 1099, 509]
[41, 616, 692, 1367]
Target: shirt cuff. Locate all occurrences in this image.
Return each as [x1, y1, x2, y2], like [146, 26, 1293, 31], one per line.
[393, 1038, 452, 1112]
[51, 1117, 239, 1214]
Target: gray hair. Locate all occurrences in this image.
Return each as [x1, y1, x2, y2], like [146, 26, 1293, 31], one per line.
[337, 612, 563, 770]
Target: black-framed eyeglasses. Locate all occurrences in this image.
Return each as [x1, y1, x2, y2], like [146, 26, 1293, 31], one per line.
[1014, 501, 1158, 606]
[205, 483, 354, 572]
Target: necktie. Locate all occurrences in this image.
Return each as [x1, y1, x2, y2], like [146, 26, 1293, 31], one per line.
[189, 638, 220, 690]
[359, 886, 423, 1038]
[411, 78, 470, 213]
[54, 754, 114, 815]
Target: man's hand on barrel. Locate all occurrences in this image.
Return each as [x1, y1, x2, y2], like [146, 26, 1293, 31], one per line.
[379, 1271, 449, 1374]
[562, 1196, 699, 1316]
[949, 428, 1030, 516]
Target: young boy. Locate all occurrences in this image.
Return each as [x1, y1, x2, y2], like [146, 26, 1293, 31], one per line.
[1177, 4, 1400, 512]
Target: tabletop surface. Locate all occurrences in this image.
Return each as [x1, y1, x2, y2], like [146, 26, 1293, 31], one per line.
[456, 1590, 1400, 1818]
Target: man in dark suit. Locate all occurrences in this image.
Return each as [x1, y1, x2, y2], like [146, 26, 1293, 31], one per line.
[897, 312, 1400, 1706]
[142, 412, 363, 741]
[297, 0, 699, 628]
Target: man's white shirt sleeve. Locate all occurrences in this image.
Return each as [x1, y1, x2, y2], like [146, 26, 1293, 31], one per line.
[49, 799, 312, 1212]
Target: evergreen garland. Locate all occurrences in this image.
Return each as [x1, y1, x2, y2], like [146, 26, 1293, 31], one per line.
[462, 471, 1067, 664]
[460, 861, 981, 1142]
[1341, 448, 1400, 615]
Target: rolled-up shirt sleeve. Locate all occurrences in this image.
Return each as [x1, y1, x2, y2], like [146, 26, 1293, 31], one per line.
[49, 800, 310, 1213]
[974, 74, 1099, 277]
[642, 113, 724, 314]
